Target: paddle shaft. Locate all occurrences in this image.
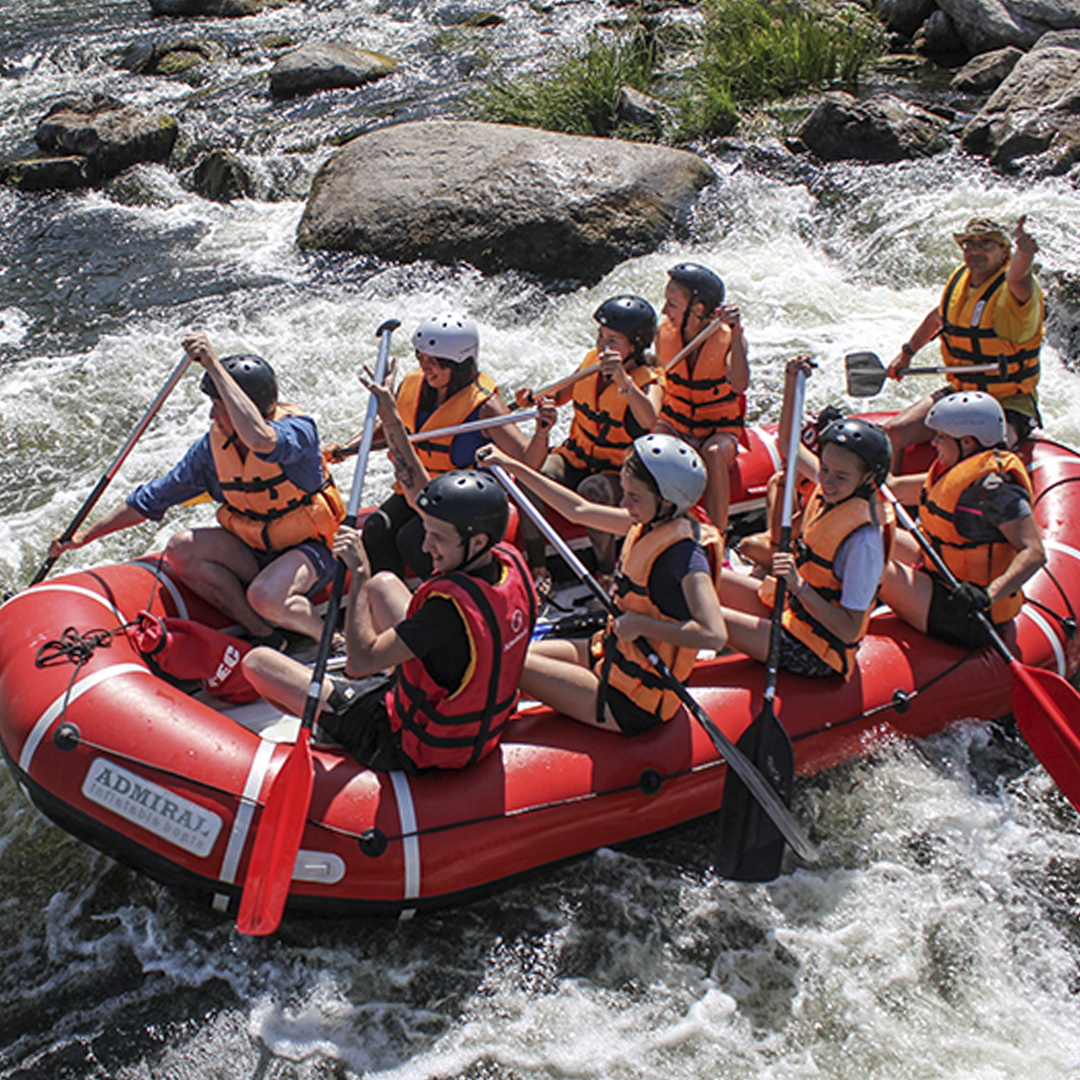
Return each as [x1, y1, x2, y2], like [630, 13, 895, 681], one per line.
[31, 353, 194, 585]
[488, 462, 819, 863]
[846, 349, 1006, 398]
[333, 408, 540, 461]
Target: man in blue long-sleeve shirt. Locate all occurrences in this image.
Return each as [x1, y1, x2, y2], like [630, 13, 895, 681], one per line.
[50, 331, 344, 646]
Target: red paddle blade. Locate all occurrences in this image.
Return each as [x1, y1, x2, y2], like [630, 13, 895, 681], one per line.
[236, 730, 314, 936]
[1010, 661, 1080, 814]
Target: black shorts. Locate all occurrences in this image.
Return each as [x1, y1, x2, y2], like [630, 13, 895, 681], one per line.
[925, 575, 995, 649]
[602, 684, 664, 736]
[317, 674, 418, 773]
[777, 628, 837, 678]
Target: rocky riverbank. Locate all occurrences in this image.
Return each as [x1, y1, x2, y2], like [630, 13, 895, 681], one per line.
[2, 0, 1078, 284]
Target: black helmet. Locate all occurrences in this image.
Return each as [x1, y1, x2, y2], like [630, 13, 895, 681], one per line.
[668, 263, 725, 312]
[416, 469, 509, 547]
[818, 418, 891, 487]
[200, 354, 278, 417]
[593, 295, 657, 354]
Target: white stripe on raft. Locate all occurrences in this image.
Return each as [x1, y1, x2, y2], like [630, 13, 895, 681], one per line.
[1043, 538, 1080, 566]
[9, 583, 123, 622]
[129, 559, 190, 619]
[1023, 606, 1067, 677]
[19, 663, 150, 772]
[218, 737, 278, 886]
[391, 770, 421, 901]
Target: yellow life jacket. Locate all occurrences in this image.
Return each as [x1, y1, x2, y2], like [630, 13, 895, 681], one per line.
[655, 316, 743, 439]
[555, 349, 662, 472]
[594, 517, 701, 722]
[396, 369, 498, 477]
[211, 403, 344, 553]
[939, 265, 1042, 398]
[918, 447, 1034, 623]
[758, 488, 893, 678]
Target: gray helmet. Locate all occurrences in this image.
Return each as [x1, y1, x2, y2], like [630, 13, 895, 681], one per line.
[417, 469, 509, 547]
[412, 313, 480, 365]
[593, 295, 657, 354]
[668, 262, 725, 312]
[200, 354, 278, 416]
[632, 433, 707, 516]
[818, 418, 892, 487]
[926, 391, 1006, 449]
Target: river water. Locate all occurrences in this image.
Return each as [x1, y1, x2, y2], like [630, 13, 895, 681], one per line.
[4, 2, 1080, 1078]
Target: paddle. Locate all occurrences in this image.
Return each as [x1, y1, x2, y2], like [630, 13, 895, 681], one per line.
[329, 408, 541, 462]
[236, 318, 400, 936]
[487, 461, 819, 866]
[881, 485, 1080, 814]
[514, 317, 727, 408]
[30, 352, 194, 586]
[715, 366, 807, 881]
[845, 350, 1007, 398]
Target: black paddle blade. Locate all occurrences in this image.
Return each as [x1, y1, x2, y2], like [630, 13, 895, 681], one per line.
[844, 351, 886, 398]
[715, 705, 795, 882]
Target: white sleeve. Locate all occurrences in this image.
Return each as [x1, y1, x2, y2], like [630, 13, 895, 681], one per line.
[833, 524, 885, 612]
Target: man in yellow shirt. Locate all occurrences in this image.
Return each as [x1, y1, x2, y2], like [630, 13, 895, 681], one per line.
[883, 216, 1043, 469]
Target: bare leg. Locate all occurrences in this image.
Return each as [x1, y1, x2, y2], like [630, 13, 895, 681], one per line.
[878, 560, 933, 633]
[366, 570, 412, 632]
[246, 548, 324, 640]
[520, 638, 619, 729]
[165, 527, 271, 636]
[700, 432, 737, 535]
[242, 647, 333, 715]
[577, 472, 621, 576]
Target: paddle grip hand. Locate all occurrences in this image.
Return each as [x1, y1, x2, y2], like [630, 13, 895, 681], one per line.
[951, 582, 992, 619]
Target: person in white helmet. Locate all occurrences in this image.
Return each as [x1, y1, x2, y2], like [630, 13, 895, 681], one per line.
[477, 434, 727, 734]
[880, 390, 1045, 649]
[359, 312, 551, 580]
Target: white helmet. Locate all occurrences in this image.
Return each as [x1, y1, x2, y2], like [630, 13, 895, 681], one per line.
[412, 313, 480, 365]
[633, 434, 707, 516]
[926, 391, 1006, 449]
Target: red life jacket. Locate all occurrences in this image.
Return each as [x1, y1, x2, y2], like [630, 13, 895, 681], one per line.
[387, 543, 536, 770]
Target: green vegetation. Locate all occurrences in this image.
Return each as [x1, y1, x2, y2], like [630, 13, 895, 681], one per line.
[471, 0, 887, 142]
[473, 27, 660, 139]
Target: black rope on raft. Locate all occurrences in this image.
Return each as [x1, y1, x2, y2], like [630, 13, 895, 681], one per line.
[35, 626, 120, 730]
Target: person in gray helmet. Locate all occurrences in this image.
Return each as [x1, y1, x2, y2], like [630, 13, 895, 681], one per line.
[243, 464, 536, 773]
[48, 331, 344, 648]
[880, 390, 1045, 650]
[477, 433, 727, 734]
[514, 294, 665, 592]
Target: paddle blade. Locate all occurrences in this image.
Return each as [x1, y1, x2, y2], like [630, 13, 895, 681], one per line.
[236, 731, 314, 936]
[844, 351, 886, 398]
[1010, 661, 1080, 814]
[715, 703, 795, 882]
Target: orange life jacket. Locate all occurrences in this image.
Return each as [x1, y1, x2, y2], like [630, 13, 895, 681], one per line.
[939, 265, 1042, 398]
[211, 404, 344, 553]
[759, 488, 893, 678]
[396, 369, 498, 476]
[594, 517, 702, 722]
[918, 447, 1033, 623]
[655, 316, 744, 439]
[388, 543, 535, 770]
[555, 348, 662, 472]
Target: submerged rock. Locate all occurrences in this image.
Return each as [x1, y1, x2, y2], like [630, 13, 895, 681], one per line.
[791, 92, 951, 163]
[269, 42, 398, 98]
[192, 148, 254, 201]
[962, 30, 1080, 173]
[149, 0, 290, 14]
[297, 120, 715, 282]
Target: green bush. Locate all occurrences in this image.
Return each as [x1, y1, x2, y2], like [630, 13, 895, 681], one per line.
[679, 0, 886, 137]
[472, 28, 659, 138]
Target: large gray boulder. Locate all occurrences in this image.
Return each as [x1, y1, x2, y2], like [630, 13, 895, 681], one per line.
[269, 42, 397, 99]
[297, 120, 715, 281]
[33, 94, 178, 183]
[962, 30, 1080, 173]
[931, 0, 1080, 53]
[950, 45, 1024, 91]
[792, 92, 951, 162]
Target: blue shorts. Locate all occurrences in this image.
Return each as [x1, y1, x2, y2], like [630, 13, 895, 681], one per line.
[252, 539, 336, 596]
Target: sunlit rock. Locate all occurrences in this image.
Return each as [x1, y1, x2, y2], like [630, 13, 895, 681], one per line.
[269, 42, 398, 99]
[950, 45, 1024, 92]
[297, 120, 715, 282]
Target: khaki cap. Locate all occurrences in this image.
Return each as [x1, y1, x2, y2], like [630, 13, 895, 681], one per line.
[953, 217, 1011, 250]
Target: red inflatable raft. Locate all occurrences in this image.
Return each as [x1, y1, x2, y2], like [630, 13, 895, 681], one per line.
[2, 424, 1079, 919]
